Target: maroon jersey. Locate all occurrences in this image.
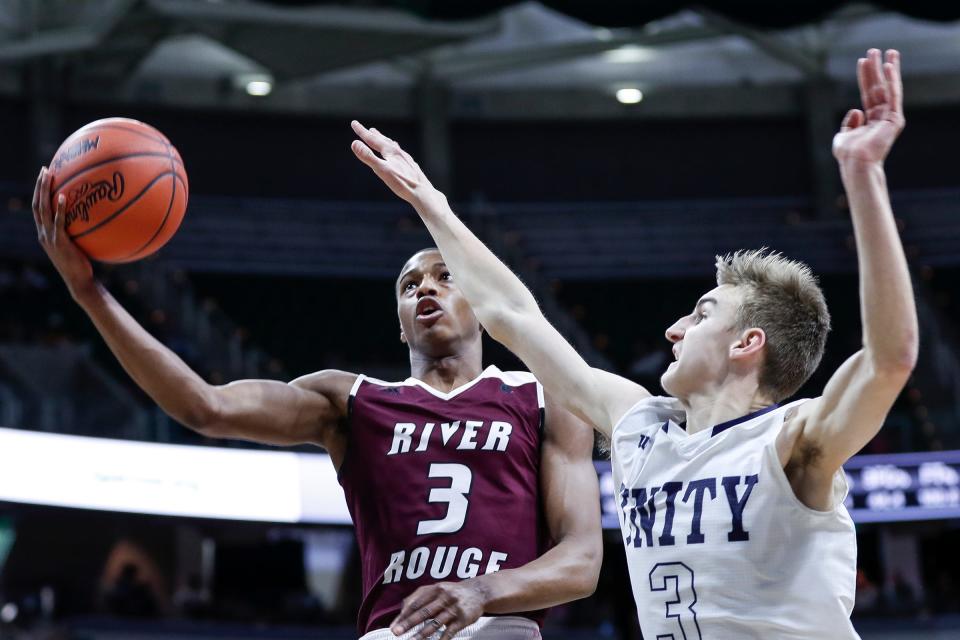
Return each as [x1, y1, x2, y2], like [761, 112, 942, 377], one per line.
[338, 365, 550, 634]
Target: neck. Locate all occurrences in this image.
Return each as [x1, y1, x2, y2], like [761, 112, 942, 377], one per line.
[680, 379, 775, 435]
[409, 341, 484, 392]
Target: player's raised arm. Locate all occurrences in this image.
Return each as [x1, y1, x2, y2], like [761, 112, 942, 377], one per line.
[784, 50, 918, 500]
[350, 121, 647, 434]
[31, 166, 353, 452]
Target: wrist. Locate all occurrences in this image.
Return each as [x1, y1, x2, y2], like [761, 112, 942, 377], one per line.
[468, 574, 497, 612]
[837, 157, 885, 176]
[413, 187, 450, 219]
[71, 278, 103, 308]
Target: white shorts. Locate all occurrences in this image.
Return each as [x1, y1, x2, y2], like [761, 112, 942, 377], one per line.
[359, 616, 541, 640]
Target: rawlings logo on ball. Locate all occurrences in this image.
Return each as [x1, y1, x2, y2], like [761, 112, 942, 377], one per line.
[52, 136, 100, 170]
[64, 172, 125, 229]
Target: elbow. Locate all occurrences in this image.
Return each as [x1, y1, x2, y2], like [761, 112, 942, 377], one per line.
[869, 338, 918, 380]
[179, 389, 224, 437]
[569, 542, 603, 599]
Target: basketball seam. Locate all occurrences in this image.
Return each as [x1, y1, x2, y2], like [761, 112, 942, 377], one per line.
[109, 174, 187, 263]
[69, 171, 177, 240]
[116, 173, 177, 262]
[79, 123, 170, 146]
[54, 152, 184, 191]
[113, 139, 180, 262]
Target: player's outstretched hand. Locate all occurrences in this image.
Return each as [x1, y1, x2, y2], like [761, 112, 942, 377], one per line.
[31, 166, 95, 300]
[833, 48, 905, 165]
[350, 120, 439, 207]
[390, 580, 486, 640]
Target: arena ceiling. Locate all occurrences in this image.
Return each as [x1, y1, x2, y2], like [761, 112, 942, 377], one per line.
[1, 0, 960, 121]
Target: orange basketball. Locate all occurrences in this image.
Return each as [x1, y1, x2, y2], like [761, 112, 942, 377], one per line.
[48, 118, 188, 263]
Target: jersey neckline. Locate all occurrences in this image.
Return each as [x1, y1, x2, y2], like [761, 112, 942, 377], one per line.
[402, 364, 501, 400]
[663, 402, 781, 445]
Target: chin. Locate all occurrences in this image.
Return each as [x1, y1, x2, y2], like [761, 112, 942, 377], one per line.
[660, 371, 676, 397]
[660, 367, 686, 400]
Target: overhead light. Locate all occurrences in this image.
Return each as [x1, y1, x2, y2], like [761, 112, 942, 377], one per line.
[245, 80, 272, 96]
[605, 46, 653, 64]
[616, 88, 643, 104]
[1, 603, 17, 623]
[234, 73, 274, 97]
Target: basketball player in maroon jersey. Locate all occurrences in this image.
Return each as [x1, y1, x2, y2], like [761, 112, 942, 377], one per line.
[30, 166, 602, 639]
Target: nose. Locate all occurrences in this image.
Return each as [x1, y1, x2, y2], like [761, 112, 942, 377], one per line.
[665, 318, 687, 343]
[416, 276, 439, 298]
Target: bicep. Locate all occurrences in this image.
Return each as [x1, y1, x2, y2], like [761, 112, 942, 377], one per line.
[205, 371, 353, 447]
[500, 310, 648, 433]
[798, 350, 910, 471]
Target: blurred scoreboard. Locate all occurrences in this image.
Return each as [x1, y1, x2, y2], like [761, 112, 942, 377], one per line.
[841, 449, 960, 523]
[1, 427, 958, 527]
[596, 449, 960, 529]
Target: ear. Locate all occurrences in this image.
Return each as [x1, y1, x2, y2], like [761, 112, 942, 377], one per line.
[730, 327, 765, 361]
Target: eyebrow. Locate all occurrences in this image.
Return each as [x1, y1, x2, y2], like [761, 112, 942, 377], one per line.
[696, 297, 718, 311]
[397, 261, 447, 287]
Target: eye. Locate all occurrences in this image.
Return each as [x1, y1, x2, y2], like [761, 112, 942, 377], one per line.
[441, 271, 452, 281]
[694, 311, 706, 323]
[403, 281, 417, 292]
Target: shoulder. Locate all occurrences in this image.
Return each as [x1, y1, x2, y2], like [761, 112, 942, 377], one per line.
[613, 395, 684, 434]
[289, 369, 359, 413]
[493, 369, 539, 387]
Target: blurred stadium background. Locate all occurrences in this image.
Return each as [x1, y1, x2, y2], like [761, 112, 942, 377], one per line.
[1, 1, 960, 638]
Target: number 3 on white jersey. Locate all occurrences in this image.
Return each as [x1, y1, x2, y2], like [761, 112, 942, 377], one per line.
[417, 463, 472, 535]
[649, 562, 702, 640]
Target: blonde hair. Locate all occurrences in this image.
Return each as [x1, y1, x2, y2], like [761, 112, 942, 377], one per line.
[716, 248, 830, 401]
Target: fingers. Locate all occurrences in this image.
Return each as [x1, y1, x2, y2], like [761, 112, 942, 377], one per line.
[351, 139, 388, 172]
[391, 586, 466, 640]
[867, 48, 885, 91]
[437, 617, 467, 640]
[391, 589, 436, 635]
[31, 167, 44, 230]
[351, 119, 401, 156]
[840, 109, 863, 132]
[39, 166, 53, 228]
[856, 57, 871, 112]
[884, 49, 903, 117]
[52, 194, 66, 242]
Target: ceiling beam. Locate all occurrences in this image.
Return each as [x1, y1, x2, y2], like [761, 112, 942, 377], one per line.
[431, 24, 721, 81]
[694, 7, 823, 77]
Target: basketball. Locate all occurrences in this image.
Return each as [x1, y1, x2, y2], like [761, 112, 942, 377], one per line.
[47, 117, 188, 263]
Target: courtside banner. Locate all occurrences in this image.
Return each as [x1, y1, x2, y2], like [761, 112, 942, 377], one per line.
[0, 427, 351, 524]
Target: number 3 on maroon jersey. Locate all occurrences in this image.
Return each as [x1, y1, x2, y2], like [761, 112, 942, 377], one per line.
[417, 463, 472, 535]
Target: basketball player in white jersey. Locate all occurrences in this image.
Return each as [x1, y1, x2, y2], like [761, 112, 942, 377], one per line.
[352, 49, 916, 638]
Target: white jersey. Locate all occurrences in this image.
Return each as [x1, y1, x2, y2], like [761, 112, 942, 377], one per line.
[611, 396, 859, 640]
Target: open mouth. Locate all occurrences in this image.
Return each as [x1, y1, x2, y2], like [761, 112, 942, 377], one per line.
[416, 297, 443, 322]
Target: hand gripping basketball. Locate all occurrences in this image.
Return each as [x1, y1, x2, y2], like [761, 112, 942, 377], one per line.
[32, 165, 95, 301]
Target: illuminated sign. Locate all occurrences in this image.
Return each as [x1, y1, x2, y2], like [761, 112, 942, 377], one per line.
[596, 449, 960, 529]
[0, 427, 351, 524]
[842, 450, 960, 523]
[1, 427, 958, 526]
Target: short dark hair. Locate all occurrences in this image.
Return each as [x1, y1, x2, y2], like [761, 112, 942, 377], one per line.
[395, 247, 441, 295]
